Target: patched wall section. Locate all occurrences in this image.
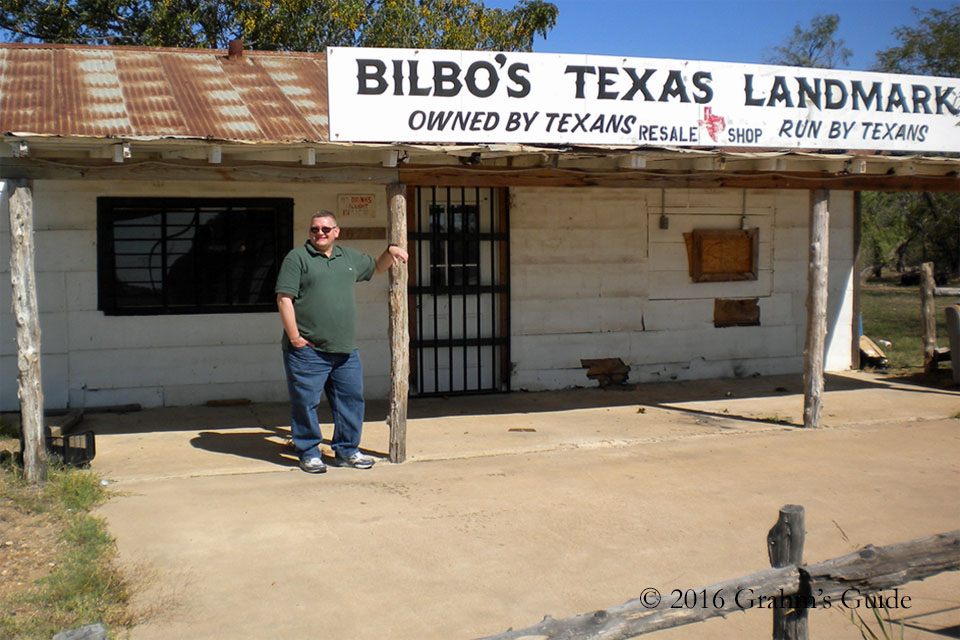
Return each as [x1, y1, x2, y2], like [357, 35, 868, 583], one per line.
[509, 187, 854, 390]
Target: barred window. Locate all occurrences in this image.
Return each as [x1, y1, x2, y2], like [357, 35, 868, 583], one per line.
[97, 197, 293, 315]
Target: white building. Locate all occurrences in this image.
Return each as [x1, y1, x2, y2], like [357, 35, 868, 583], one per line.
[3, 43, 958, 411]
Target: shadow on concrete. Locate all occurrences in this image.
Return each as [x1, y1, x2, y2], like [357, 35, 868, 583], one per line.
[874, 368, 959, 395]
[64, 371, 959, 438]
[188, 430, 386, 467]
[189, 430, 298, 468]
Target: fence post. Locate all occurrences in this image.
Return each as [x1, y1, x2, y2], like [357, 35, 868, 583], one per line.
[921, 262, 937, 373]
[767, 505, 807, 640]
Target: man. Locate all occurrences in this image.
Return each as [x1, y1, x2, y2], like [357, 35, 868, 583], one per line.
[276, 211, 408, 474]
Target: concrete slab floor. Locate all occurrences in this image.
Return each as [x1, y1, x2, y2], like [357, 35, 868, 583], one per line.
[82, 371, 960, 639]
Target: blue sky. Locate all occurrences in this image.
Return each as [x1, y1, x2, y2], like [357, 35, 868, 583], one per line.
[486, 0, 956, 73]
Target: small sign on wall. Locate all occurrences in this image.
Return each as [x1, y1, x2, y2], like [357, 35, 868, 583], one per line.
[338, 194, 376, 219]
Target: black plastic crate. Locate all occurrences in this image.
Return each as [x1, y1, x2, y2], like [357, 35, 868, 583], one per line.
[46, 430, 96, 466]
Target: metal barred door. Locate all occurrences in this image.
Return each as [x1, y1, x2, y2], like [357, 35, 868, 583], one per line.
[409, 187, 510, 396]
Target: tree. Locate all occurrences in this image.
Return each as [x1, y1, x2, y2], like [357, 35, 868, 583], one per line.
[0, 0, 559, 52]
[863, 5, 960, 281]
[764, 13, 852, 68]
[873, 5, 960, 77]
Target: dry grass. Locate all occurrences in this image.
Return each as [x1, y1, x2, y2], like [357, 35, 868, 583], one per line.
[0, 446, 140, 639]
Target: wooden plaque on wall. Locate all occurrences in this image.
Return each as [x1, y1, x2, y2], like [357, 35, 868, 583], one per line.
[686, 228, 759, 282]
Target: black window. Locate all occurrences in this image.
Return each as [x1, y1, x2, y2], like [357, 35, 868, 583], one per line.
[97, 197, 293, 315]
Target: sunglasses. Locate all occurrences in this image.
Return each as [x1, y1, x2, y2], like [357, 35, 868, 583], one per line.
[310, 226, 336, 234]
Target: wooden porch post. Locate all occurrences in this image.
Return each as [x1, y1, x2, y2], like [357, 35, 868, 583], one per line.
[386, 182, 409, 463]
[803, 189, 829, 429]
[7, 179, 47, 483]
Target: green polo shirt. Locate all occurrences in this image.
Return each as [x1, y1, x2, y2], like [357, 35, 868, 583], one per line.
[275, 242, 376, 353]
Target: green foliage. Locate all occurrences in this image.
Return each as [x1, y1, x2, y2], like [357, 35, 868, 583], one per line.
[765, 13, 852, 68]
[862, 6, 960, 281]
[873, 5, 960, 76]
[0, 0, 559, 51]
[861, 284, 951, 370]
[0, 464, 131, 639]
[861, 192, 960, 279]
[45, 465, 109, 513]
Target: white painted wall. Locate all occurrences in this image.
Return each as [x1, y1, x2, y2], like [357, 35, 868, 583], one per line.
[1, 180, 855, 409]
[1, 179, 395, 410]
[509, 187, 855, 390]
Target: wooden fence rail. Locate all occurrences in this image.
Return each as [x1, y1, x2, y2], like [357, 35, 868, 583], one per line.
[478, 507, 959, 640]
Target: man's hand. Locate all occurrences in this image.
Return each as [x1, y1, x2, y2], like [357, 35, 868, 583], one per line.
[289, 335, 313, 349]
[375, 244, 409, 274]
[387, 244, 409, 265]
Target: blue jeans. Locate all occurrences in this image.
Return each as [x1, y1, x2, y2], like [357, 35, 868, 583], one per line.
[282, 347, 365, 461]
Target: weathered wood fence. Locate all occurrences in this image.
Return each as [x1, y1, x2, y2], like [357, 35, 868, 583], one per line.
[478, 505, 959, 640]
[922, 260, 960, 378]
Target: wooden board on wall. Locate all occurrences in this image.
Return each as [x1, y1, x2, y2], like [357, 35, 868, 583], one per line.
[684, 228, 759, 282]
[714, 298, 761, 327]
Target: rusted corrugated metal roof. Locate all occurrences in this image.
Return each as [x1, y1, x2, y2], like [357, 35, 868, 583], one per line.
[0, 43, 329, 143]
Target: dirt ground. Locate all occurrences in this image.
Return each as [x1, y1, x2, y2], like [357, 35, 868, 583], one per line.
[40, 372, 960, 638]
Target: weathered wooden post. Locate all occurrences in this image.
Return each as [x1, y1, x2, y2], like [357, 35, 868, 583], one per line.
[8, 179, 47, 483]
[803, 189, 829, 429]
[386, 182, 409, 463]
[767, 505, 808, 640]
[921, 261, 937, 373]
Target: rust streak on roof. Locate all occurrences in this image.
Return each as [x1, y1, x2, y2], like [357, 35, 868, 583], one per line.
[0, 43, 330, 144]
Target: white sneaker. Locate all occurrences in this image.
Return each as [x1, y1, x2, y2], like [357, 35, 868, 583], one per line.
[299, 456, 327, 474]
[335, 452, 375, 469]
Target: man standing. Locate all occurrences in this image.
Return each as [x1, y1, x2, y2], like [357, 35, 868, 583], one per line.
[276, 210, 408, 474]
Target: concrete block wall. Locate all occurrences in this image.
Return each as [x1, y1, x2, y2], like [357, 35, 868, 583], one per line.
[2, 179, 855, 409]
[509, 187, 854, 390]
[1, 179, 395, 410]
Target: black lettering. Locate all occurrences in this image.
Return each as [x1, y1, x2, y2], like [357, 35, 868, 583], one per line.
[433, 61, 461, 97]
[622, 115, 636, 134]
[427, 111, 455, 129]
[935, 86, 959, 115]
[392, 59, 404, 96]
[507, 63, 530, 98]
[659, 70, 690, 102]
[622, 68, 656, 101]
[911, 85, 932, 114]
[797, 77, 821, 109]
[767, 76, 794, 107]
[465, 61, 498, 98]
[565, 65, 596, 99]
[744, 74, 765, 106]
[692, 71, 713, 104]
[824, 79, 847, 109]
[357, 59, 387, 95]
[408, 60, 430, 96]
[597, 67, 619, 99]
[572, 112, 591, 132]
[408, 110, 425, 129]
[885, 84, 908, 113]
[851, 81, 882, 111]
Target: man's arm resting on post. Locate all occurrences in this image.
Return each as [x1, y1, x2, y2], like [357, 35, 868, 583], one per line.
[374, 244, 409, 275]
[276, 293, 312, 348]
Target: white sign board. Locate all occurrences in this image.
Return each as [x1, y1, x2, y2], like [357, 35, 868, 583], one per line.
[338, 193, 376, 218]
[327, 47, 960, 153]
